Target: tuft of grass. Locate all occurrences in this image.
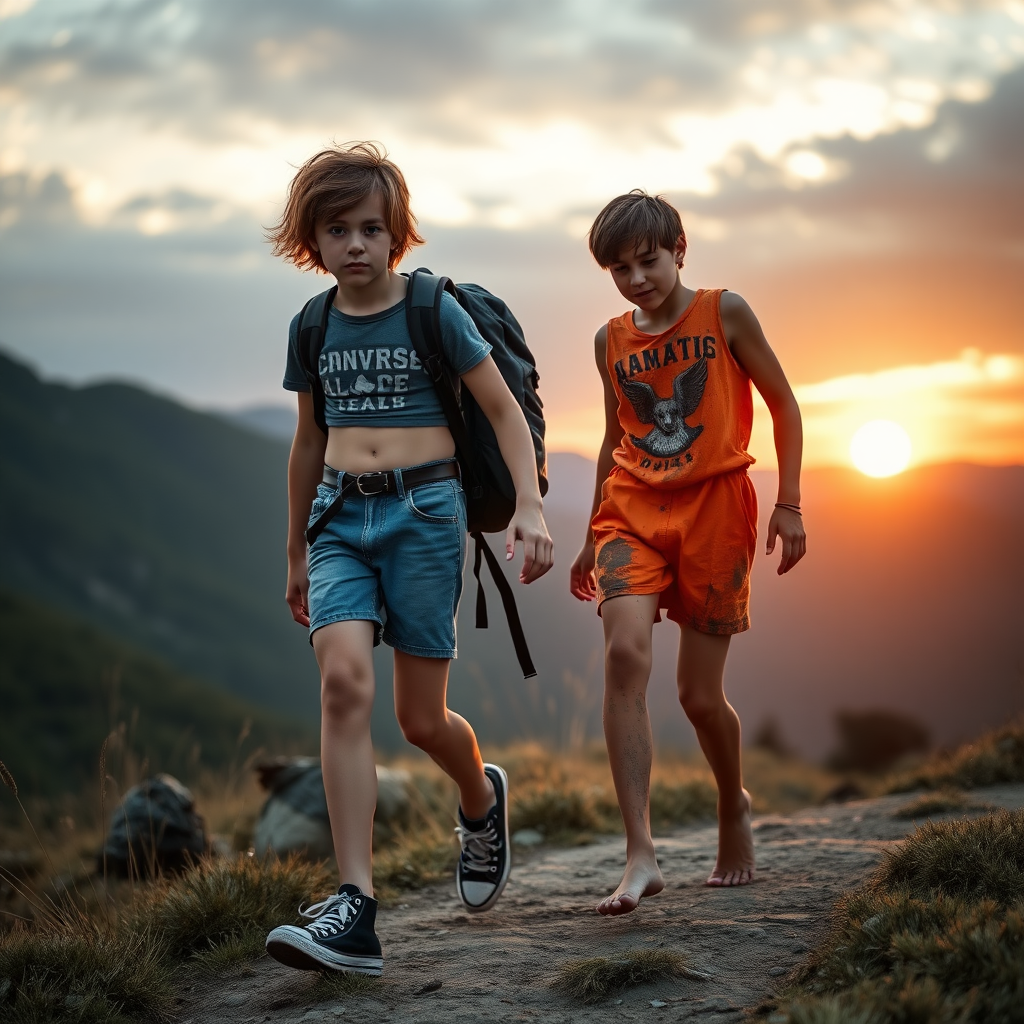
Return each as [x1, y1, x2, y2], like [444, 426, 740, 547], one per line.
[307, 969, 382, 1003]
[874, 808, 1024, 906]
[372, 823, 458, 902]
[770, 809, 1024, 1023]
[132, 853, 334, 962]
[888, 720, 1024, 794]
[892, 788, 992, 820]
[0, 921, 173, 1024]
[648, 780, 718, 828]
[552, 948, 706, 1004]
[509, 785, 615, 843]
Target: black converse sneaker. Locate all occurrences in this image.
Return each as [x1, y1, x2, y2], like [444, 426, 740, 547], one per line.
[455, 763, 511, 913]
[265, 884, 383, 974]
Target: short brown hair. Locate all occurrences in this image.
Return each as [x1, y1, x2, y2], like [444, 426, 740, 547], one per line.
[268, 142, 425, 273]
[588, 189, 686, 269]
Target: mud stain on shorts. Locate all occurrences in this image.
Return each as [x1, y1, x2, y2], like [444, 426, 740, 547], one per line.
[597, 537, 635, 596]
[732, 558, 749, 591]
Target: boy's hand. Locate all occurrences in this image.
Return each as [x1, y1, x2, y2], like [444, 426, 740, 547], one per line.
[766, 507, 806, 575]
[506, 503, 554, 584]
[285, 555, 311, 626]
[569, 541, 597, 601]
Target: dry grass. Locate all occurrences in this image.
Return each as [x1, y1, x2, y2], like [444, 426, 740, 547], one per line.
[769, 809, 1024, 1023]
[133, 853, 335, 964]
[0, 920, 173, 1023]
[552, 948, 707, 1003]
[887, 719, 1024, 794]
[892, 788, 992, 820]
[307, 968, 382, 1003]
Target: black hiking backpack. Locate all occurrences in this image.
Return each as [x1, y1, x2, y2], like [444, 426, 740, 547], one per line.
[295, 269, 548, 678]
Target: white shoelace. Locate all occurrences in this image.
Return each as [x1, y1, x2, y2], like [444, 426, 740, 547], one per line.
[455, 823, 500, 873]
[300, 892, 357, 938]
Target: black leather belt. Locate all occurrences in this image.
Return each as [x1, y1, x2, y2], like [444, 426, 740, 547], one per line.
[322, 459, 459, 496]
[307, 460, 460, 545]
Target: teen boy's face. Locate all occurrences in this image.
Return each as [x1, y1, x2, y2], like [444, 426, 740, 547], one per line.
[608, 237, 685, 312]
[311, 193, 394, 289]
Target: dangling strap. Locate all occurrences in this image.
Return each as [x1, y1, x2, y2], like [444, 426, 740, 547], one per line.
[470, 532, 536, 679]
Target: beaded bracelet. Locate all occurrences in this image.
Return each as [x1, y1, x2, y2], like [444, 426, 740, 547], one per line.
[774, 502, 802, 515]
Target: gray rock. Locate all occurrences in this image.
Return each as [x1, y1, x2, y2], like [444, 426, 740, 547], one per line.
[512, 828, 545, 847]
[253, 760, 410, 860]
[100, 774, 206, 877]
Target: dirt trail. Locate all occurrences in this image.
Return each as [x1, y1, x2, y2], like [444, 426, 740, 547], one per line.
[178, 784, 1024, 1023]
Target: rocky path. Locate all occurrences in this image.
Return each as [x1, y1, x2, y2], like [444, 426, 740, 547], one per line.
[178, 784, 1024, 1023]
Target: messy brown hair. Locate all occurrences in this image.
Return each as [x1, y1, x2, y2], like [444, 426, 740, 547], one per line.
[268, 142, 425, 273]
[588, 189, 686, 269]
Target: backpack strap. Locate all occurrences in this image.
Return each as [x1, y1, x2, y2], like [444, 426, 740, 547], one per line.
[471, 534, 537, 678]
[296, 286, 337, 436]
[405, 270, 481, 499]
[405, 268, 537, 679]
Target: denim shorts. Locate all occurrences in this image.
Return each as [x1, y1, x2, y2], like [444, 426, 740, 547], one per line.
[305, 460, 467, 658]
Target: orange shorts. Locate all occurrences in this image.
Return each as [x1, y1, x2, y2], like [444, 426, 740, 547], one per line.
[592, 466, 757, 635]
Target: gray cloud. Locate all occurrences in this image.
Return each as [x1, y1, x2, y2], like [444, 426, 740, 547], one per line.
[0, 0, 808, 145]
[684, 64, 1024, 252]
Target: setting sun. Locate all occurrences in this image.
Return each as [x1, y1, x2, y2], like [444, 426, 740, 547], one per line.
[850, 420, 913, 478]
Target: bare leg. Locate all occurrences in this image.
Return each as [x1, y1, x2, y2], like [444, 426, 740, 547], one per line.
[313, 620, 378, 896]
[392, 651, 494, 819]
[676, 625, 754, 886]
[597, 594, 665, 916]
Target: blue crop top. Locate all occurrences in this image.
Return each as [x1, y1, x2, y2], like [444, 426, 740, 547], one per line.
[282, 291, 492, 427]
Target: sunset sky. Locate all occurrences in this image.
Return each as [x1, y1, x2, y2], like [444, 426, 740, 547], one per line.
[1, 0, 1021, 470]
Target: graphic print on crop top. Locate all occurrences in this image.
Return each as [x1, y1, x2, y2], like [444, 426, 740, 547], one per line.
[282, 290, 491, 428]
[605, 288, 755, 489]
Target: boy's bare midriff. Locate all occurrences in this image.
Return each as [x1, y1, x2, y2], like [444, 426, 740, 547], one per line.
[325, 424, 456, 475]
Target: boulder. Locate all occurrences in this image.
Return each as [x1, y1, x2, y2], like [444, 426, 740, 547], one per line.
[253, 758, 412, 860]
[100, 774, 207, 877]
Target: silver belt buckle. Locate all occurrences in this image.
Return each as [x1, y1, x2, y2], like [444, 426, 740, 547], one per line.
[355, 471, 389, 495]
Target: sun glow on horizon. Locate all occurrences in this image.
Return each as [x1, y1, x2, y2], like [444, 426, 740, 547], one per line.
[850, 420, 913, 477]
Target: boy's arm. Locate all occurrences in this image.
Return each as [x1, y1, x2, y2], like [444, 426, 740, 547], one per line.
[721, 291, 806, 575]
[570, 326, 621, 601]
[286, 391, 327, 625]
[460, 356, 554, 584]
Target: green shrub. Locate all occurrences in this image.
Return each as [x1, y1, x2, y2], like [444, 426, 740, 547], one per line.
[827, 710, 930, 774]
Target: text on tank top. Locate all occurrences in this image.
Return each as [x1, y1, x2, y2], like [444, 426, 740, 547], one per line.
[605, 288, 755, 489]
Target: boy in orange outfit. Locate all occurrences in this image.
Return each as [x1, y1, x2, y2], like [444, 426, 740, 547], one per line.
[570, 190, 806, 914]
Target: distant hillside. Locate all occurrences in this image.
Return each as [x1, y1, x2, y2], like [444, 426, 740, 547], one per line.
[0, 590, 315, 800]
[220, 404, 297, 442]
[0, 350, 319, 716]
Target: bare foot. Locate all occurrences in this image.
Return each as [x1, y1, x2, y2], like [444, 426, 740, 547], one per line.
[596, 854, 665, 915]
[706, 789, 755, 887]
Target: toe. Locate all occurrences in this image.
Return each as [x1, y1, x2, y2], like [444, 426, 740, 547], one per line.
[608, 894, 637, 915]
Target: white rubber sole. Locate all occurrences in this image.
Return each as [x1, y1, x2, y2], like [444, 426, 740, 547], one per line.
[265, 925, 383, 975]
[456, 763, 512, 914]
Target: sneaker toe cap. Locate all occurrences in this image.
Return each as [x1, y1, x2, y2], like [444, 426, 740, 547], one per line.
[459, 880, 497, 907]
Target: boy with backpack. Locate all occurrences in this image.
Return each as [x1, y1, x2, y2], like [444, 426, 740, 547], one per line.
[570, 191, 806, 914]
[264, 142, 552, 974]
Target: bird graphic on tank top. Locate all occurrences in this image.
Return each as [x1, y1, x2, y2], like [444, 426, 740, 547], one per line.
[620, 356, 708, 458]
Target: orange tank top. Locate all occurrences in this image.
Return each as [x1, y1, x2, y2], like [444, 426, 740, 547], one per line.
[606, 288, 754, 489]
